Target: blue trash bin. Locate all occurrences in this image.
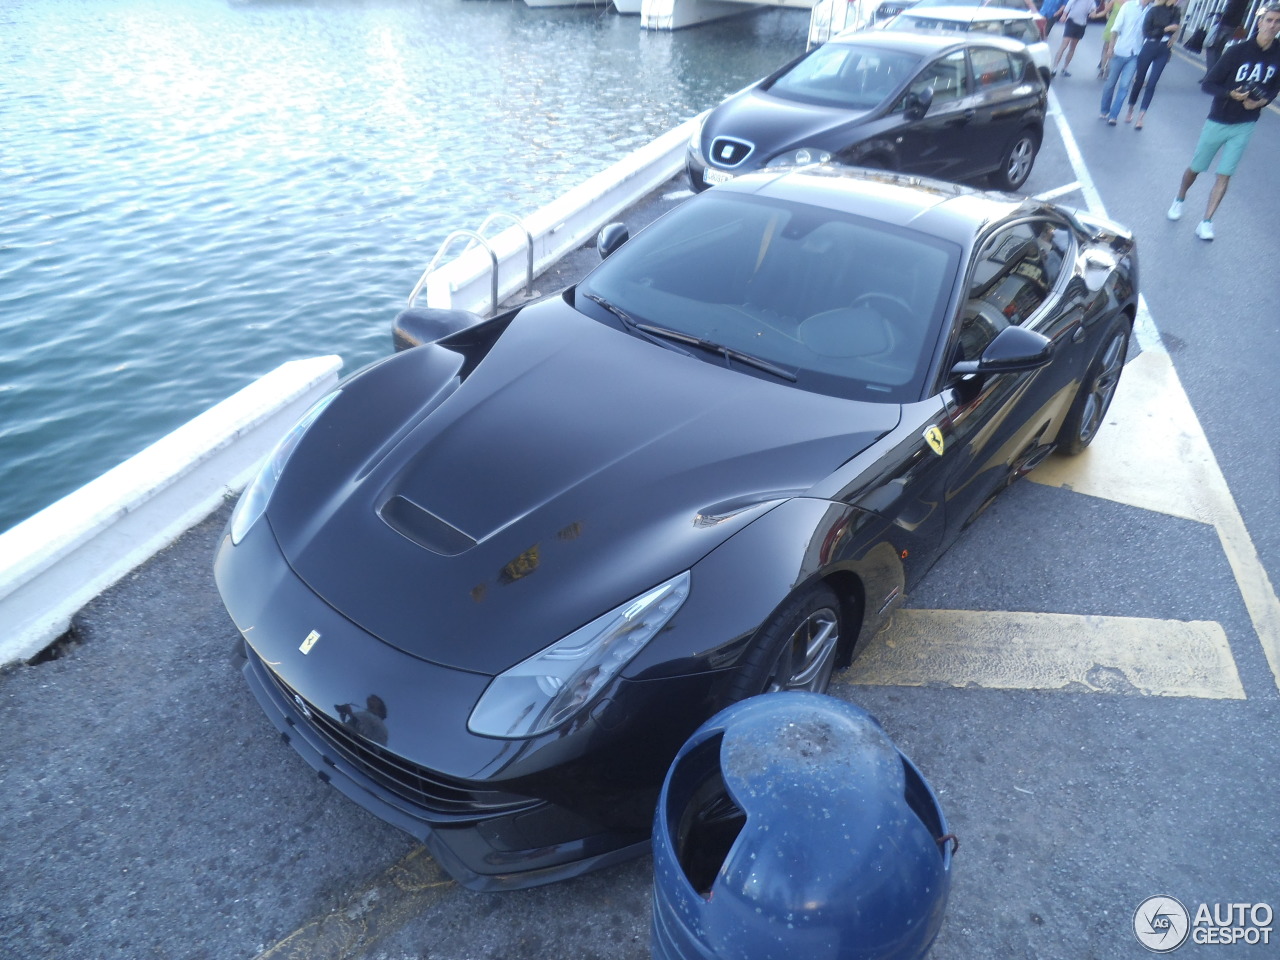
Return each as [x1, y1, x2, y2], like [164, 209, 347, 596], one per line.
[652, 692, 954, 960]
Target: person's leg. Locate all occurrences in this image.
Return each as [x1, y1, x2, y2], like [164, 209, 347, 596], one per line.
[1204, 174, 1231, 220]
[1202, 122, 1258, 223]
[1064, 37, 1081, 71]
[1107, 53, 1139, 121]
[1138, 47, 1171, 111]
[1054, 35, 1075, 69]
[1204, 42, 1222, 73]
[1127, 42, 1155, 116]
[1100, 61, 1121, 115]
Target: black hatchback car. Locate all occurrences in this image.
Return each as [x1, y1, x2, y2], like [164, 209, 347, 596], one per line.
[687, 32, 1046, 193]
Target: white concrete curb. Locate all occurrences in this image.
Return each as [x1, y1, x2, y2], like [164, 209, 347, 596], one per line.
[0, 356, 342, 667]
[0, 115, 697, 668]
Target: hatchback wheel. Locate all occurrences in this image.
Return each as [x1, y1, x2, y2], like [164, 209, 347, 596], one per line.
[990, 129, 1039, 191]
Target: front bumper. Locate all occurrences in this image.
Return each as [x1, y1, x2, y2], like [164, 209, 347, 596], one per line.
[240, 644, 648, 890]
[685, 149, 743, 192]
[215, 517, 720, 890]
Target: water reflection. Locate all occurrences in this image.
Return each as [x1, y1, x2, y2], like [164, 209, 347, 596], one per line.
[0, 0, 806, 534]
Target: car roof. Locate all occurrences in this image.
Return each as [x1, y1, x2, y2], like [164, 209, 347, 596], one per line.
[893, 4, 1039, 21]
[829, 26, 1029, 55]
[719, 165, 1035, 247]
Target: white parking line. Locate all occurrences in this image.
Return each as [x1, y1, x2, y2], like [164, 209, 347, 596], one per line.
[1034, 181, 1082, 202]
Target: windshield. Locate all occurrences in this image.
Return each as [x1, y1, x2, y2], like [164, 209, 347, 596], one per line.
[768, 43, 920, 110]
[576, 191, 961, 403]
[886, 14, 973, 33]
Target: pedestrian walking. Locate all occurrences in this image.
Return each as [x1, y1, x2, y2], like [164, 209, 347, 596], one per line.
[1041, 0, 1067, 35]
[1098, 0, 1128, 77]
[1053, 0, 1102, 75]
[1167, 2, 1280, 240]
[1124, 0, 1181, 128]
[1100, 0, 1154, 122]
[1205, 0, 1249, 73]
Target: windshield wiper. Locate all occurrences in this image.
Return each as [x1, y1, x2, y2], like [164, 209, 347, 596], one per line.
[634, 323, 798, 382]
[582, 293, 693, 357]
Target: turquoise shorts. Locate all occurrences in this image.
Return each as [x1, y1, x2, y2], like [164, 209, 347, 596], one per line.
[1190, 119, 1257, 176]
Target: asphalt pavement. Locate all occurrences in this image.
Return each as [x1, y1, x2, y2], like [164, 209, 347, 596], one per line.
[2, 26, 1278, 960]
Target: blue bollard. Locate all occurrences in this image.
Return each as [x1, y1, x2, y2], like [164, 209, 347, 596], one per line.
[652, 692, 955, 960]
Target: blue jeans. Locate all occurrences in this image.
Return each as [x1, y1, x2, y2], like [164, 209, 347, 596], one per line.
[1100, 52, 1139, 120]
[1129, 40, 1171, 111]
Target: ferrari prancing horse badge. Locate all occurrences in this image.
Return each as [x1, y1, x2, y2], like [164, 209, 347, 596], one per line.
[924, 426, 945, 457]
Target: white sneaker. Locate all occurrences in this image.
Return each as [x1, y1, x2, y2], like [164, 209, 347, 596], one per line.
[1195, 220, 1215, 241]
[1167, 199, 1184, 221]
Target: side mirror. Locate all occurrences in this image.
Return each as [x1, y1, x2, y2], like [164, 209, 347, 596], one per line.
[597, 222, 629, 260]
[392, 307, 484, 352]
[951, 325, 1053, 376]
[904, 86, 934, 121]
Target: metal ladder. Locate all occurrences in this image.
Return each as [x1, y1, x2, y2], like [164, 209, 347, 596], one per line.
[406, 212, 534, 318]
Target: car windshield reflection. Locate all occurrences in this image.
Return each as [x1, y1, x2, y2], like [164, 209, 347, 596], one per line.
[769, 43, 920, 110]
[577, 191, 961, 403]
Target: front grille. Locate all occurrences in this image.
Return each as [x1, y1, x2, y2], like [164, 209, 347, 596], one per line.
[260, 657, 535, 816]
[708, 137, 754, 168]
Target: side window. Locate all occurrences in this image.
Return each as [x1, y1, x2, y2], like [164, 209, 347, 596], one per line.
[956, 221, 1061, 361]
[969, 47, 1015, 89]
[905, 50, 968, 106]
[1005, 19, 1039, 43]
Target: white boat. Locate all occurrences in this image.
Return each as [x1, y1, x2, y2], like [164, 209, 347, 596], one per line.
[613, 0, 643, 13]
[523, 0, 608, 7]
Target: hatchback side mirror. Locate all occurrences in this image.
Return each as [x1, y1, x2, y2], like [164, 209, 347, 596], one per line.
[951, 325, 1053, 376]
[597, 222, 629, 260]
[904, 86, 934, 121]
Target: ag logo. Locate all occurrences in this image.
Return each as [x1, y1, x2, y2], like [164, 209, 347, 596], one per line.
[923, 426, 945, 456]
[1134, 896, 1190, 953]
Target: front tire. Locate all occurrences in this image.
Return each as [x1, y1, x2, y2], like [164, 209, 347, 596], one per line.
[1058, 316, 1130, 455]
[731, 583, 843, 698]
[990, 128, 1039, 191]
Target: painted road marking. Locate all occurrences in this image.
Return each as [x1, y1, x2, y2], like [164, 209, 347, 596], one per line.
[854, 94, 1280, 697]
[1043, 90, 1280, 692]
[1031, 350, 1280, 691]
[1034, 181, 1082, 202]
[254, 847, 455, 960]
[850, 610, 1245, 700]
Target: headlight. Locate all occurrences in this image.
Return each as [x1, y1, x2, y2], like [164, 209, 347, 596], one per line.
[229, 390, 340, 545]
[687, 113, 706, 156]
[468, 571, 691, 739]
[766, 148, 833, 168]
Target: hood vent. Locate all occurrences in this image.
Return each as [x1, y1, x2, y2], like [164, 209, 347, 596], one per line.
[379, 495, 476, 556]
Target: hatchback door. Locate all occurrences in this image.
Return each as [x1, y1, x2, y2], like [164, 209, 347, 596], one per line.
[962, 45, 1042, 176]
[889, 49, 984, 181]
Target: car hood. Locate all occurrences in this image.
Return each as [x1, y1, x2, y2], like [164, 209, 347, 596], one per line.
[267, 297, 899, 675]
[703, 88, 876, 167]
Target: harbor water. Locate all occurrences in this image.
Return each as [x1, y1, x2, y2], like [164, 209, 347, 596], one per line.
[0, 0, 809, 534]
